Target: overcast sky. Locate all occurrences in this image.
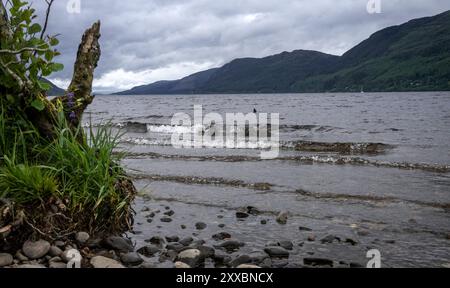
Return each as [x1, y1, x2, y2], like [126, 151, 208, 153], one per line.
[24, 0, 450, 93]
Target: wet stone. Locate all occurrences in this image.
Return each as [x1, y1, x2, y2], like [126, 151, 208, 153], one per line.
[212, 232, 231, 241]
[195, 222, 207, 230]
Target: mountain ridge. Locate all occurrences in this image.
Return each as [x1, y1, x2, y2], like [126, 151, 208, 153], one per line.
[116, 10, 450, 95]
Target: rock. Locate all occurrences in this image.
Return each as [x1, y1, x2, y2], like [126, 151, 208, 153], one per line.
[272, 259, 289, 268]
[304, 258, 333, 267]
[22, 240, 51, 259]
[179, 237, 194, 246]
[230, 255, 251, 267]
[195, 222, 207, 230]
[0, 253, 13, 267]
[166, 242, 185, 252]
[213, 252, 232, 265]
[260, 220, 267, 225]
[17, 264, 46, 268]
[276, 211, 289, 224]
[236, 212, 249, 219]
[278, 241, 294, 251]
[345, 238, 358, 246]
[307, 235, 316, 242]
[246, 206, 260, 215]
[320, 235, 341, 244]
[237, 264, 261, 268]
[90, 256, 125, 268]
[49, 256, 62, 263]
[54, 241, 65, 248]
[165, 236, 180, 243]
[181, 225, 187, 229]
[264, 247, 290, 258]
[249, 251, 270, 264]
[197, 246, 215, 258]
[160, 217, 172, 223]
[49, 262, 67, 269]
[175, 261, 191, 268]
[299, 226, 313, 231]
[75, 232, 90, 244]
[164, 210, 175, 216]
[349, 262, 364, 268]
[216, 240, 245, 252]
[48, 246, 63, 257]
[259, 258, 272, 268]
[103, 236, 133, 253]
[218, 224, 226, 228]
[148, 212, 156, 218]
[212, 232, 231, 241]
[159, 250, 178, 262]
[137, 245, 161, 257]
[146, 236, 166, 247]
[15, 251, 28, 262]
[177, 249, 202, 267]
[146, 219, 153, 223]
[120, 252, 144, 266]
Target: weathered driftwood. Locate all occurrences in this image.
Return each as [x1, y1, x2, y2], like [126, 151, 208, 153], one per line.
[0, 1, 101, 137]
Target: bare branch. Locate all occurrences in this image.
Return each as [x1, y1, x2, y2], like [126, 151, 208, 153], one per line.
[39, 0, 54, 40]
[0, 47, 49, 54]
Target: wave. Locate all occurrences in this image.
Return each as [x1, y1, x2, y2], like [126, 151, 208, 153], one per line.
[283, 140, 392, 154]
[130, 173, 272, 190]
[122, 151, 450, 173]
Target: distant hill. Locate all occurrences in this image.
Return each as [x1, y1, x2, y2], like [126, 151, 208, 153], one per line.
[43, 79, 65, 96]
[116, 10, 450, 95]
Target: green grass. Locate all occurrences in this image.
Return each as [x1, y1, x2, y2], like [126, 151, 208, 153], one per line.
[0, 105, 135, 235]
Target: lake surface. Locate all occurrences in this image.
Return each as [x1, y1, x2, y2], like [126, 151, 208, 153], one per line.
[85, 92, 450, 268]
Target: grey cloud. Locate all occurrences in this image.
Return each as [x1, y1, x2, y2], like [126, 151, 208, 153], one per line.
[25, 0, 450, 92]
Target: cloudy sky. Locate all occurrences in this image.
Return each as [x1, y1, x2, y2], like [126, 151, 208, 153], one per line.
[24, 0, 450, 93]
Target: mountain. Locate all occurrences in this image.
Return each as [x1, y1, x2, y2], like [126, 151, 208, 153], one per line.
[116, 10, 450, 94]
[43, 79, 65, 96]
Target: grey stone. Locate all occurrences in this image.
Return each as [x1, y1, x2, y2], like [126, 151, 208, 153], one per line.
[137, 245, 161, 257]
[216, 240, 245, 252]
[212, 232, 231, 241]
[49, 262, 67, 269]
[22, 240, 51, 259]
[197, 245, 215, 258]
[236, 212, 249, 219]
[166, 242, 185, 252]
[48, 246, 63, 257]
[303, 258, 334, 267]
[103, 236, 133, 252]
[17, 264, 46, 268]
[276, 211, 289, 224]
[120, 252, 143, 266]
[15, 251, 28, 262]
[75, 232, 90, 244]
[264, 247, 290, 258]
[160, 217, 172, 223]
[230, 255, 251, 267]
[0, 253, 13, 267]
[195, 222, 207, 230]
[179, 237, 194, 246]
[165, 235, 180, 243]
[90, 256, 125, 268]
[164, 210, 175, 216]
[278, 241, 294, 251]
[174, 261, 191, 268]
[237, 264, 261, 268]
[177, 249, 203, 267]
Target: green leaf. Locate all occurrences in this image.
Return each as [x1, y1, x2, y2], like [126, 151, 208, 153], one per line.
[38, 80, 52, 91]
[49, 38, 59, 46]
[28, 23, 42, 34]
[31, 99, 45, 111]
[50, 63, 64, 72]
